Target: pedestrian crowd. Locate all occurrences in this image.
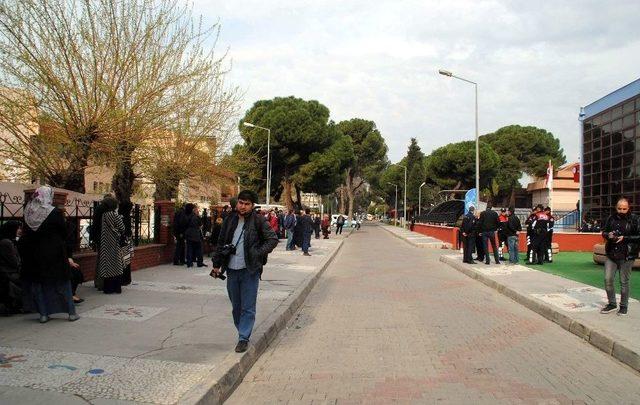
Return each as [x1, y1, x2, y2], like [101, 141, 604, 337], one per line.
[458, 197, 637, 317]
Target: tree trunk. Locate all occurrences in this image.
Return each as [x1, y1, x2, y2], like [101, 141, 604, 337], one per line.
[283, 178, 294, 211]
[112, 143, 136, 236]
[295, 184, 302, 211]
[346, 169, 354, 222]
[509, 188, 516, 208]
[339, 186, 346, 214]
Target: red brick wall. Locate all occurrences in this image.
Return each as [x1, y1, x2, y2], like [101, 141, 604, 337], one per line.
[75, 244, 174, 281]
[413, 224, 458, 246]
[415, 223, 603, 253]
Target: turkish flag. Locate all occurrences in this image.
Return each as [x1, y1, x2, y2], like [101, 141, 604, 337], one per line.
[572, 165, 580, 183]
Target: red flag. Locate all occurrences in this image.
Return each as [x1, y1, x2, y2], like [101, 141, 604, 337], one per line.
[572, 164, 580, 183]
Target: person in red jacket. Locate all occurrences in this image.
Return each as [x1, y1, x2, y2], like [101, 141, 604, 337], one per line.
[267, 210, 279, 235]
[497, 208, 509, 261]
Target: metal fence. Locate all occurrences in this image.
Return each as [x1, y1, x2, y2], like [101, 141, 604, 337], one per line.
[1, 190, 160, 251]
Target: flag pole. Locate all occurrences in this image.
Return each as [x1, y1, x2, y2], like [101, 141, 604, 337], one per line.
[548, 160, 553, 212]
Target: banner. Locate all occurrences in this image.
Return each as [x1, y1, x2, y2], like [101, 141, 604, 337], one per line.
[464, 188, 477, 215]
[545, 160, 554, 190]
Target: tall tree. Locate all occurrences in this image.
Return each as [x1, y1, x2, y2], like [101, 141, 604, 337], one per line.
[239, 96, 335, 210]
[482, 125, 566, 205]
[336, 118, 388, 221]
[425, 140, 500, 196]
[404, 138, 426, 208]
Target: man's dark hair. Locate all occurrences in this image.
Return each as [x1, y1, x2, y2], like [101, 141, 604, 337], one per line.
[544, 206, 551, 211]
[237, 190, 258, 204]
[486, 204, 492, 210]
[508, 206, 515, 213]
[535, 204, 544, 210]
[184, 203, 195, 215]
[305, 208, 310, 214]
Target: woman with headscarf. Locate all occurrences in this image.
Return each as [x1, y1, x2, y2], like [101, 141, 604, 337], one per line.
[19, 186, 78, 323]
[0, 220, 22, 315]
[96, 196, 125, 294]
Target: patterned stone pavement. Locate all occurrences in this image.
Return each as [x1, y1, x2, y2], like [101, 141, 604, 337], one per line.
[0, 234, 347, 404]
[227, 225, 640, 404]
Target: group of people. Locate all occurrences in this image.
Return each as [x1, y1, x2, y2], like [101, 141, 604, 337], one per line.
[1, 186, 131, 322]
[282, 210, 333, 256]
[460, 204, 523, 265]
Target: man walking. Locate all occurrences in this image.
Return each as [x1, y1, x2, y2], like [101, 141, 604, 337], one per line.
[460, 206, 477, 264]
[505, 207, 522, 265]
[284, 209, 297, 251]
[336, 214, 345, 235]
[479, 204, 501, 265]
[300, 209, 314, 256]
[600, 198, 640, 316]
[211, 190, 279, 352]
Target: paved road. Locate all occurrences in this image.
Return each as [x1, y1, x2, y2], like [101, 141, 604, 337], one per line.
[227, 224, 640, 404]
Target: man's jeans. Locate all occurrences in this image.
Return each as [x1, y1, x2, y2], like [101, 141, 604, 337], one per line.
[507, 236, 519, 264]
[173, 237, 185, 264]
[482, 231, 500, 263]
[186, 240, 203, 267]
[226, 269, 260, 342]
[286, 229, 295, 250]
[302, 232, 312, 253]
[604, 258, 633, 307]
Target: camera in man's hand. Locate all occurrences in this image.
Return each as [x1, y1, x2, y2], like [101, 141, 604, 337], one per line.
[210, 268, 226, 280]
[220, 243, 237, 258]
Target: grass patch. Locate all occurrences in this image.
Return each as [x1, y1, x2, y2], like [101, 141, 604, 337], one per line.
[512, 252, 640, 300]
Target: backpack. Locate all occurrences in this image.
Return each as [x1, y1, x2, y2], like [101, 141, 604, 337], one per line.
[337, 215, 345, 225]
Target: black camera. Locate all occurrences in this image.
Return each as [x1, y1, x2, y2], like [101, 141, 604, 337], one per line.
[210, 269, 226, 280]
[220, 243, 237, 257]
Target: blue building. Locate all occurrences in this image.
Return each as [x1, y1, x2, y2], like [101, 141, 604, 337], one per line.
[581, 78, 640, 223]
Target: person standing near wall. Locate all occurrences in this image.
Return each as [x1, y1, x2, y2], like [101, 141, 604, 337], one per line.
[600, 198, 640, 316]
[172, 206, 187, 266]
[460, 206, 477, 264]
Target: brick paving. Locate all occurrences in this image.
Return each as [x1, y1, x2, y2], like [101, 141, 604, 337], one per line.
[227, 224, 640, 404]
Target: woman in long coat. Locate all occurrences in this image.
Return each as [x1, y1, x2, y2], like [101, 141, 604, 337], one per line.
[19, 186, 78, 323]
[97, 196, 125, 294]
[0, 220, 22, 315]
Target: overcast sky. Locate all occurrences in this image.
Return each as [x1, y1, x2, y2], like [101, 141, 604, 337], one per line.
[194, 0, 640, 163]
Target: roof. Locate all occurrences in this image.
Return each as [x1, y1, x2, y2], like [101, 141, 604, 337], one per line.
[582, 78, 640, 120]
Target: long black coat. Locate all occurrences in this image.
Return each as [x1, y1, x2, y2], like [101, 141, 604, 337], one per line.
[19, 209, 70, 282]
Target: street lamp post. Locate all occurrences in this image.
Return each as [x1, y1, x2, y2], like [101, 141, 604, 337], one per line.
[418, 181, 426, 216]
[398, 164, 407, 227]
[387, 182, 398, 227]
[242, 122, 271, 205]
[439, 69, 479, 209]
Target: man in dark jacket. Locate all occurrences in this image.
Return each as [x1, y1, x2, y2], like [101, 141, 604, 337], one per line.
[600, 198, 640, 316]
[284, 210, 297, 250]
[460, 206, 477, 264]
[211, 190, 279, 352]
[478, 204, 501, 265]
[504, 207, 522, 265]
[299, 209, 314, 256]
[531, 204, 550, 265]
[184, 204, 205, 268]
[172, 207, 187, 265]
[525, 207, 539, 264]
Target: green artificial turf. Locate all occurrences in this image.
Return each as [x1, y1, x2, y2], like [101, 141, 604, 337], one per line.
[512, 252, 640, 300]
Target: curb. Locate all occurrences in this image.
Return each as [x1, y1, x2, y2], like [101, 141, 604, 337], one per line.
[178, 230, 352, 405]
[379, 224, 450, 249]
[439, 255, 640, 373]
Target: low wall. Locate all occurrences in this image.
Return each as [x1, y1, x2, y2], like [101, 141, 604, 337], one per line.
[75, 244, 174, 282]
[413, 224, 458, 247]
[416, 223, 603, 253]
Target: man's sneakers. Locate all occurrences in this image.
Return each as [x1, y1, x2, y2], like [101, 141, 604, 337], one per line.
[600, 303, 617, 314]
[617, 306, 628, 316]
[235, 340, 249, 353]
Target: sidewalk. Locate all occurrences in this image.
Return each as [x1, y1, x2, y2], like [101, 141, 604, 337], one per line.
[380, 224, 450, 248]
[381, 226, 640, 374]
[0, 232, 349, 405]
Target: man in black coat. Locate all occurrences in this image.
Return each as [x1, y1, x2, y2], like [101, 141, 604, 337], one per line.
[478, 204, 501, 265]
[460, 205, 478, 264]
[299, 209, 314, 256]
[460, 206, 477, 264]
[211, 190, 279, 352]
[172, 207, 187, 265]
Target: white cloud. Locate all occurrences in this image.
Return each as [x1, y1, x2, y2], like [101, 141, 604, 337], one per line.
[192, 0, 640, 163]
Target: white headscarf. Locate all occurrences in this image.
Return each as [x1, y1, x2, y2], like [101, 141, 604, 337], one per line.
[24, 186, 55, 231]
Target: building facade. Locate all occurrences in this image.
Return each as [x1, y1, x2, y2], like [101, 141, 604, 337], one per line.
[581, 78, 640, 223]
[527, 163, 579, 212]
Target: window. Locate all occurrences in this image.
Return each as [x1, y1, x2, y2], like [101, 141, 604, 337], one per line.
[612, 106, 623, 120]
[624, 101, 635, 115]
[623, 114, 635, 129]
[612, 119, 622, 132]
[624, 139, 635, 154]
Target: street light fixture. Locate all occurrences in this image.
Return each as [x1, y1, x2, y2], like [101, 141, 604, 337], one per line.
[242, 122, 271, 205]
[387, 182, 398, 227]
[418, 181, 426, 216]
[438, 68, 479, 209]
